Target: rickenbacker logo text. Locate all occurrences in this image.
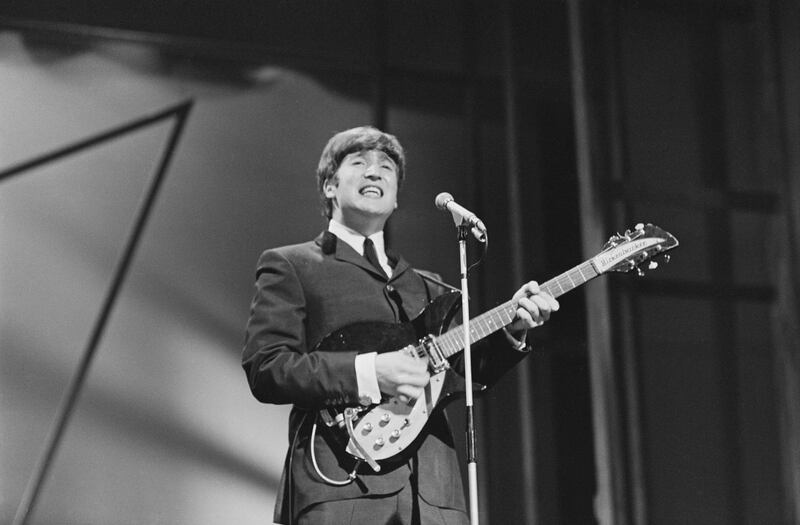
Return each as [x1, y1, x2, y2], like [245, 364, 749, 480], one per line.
[591, 238, 663, 273]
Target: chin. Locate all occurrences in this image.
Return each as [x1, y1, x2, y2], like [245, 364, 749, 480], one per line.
[358, 202, 394, 216]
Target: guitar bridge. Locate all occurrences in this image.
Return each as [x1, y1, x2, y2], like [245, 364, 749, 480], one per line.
[421, 335, 450, 374]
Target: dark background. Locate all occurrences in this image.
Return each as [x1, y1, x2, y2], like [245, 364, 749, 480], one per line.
[1, 1, 798, 524]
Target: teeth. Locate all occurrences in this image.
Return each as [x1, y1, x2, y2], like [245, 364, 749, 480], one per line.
[360, 186, 382, 196]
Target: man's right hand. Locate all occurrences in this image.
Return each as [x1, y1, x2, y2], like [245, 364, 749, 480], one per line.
[374, 350, 430, 404]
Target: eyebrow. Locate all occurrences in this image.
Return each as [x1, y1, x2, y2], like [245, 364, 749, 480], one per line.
[345, 151, 397, 165]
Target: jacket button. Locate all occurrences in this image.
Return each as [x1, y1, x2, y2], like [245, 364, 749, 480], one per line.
[386, 284, 395, 293]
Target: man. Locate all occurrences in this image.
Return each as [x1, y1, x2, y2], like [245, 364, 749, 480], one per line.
[242, 126, 559, 524]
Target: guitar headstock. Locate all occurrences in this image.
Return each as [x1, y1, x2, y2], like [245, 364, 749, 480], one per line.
[593, 223, 679, 277]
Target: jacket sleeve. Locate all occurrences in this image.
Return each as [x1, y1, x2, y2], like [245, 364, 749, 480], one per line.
[469, 329, 531, 388]
[241, 249, 361, 409]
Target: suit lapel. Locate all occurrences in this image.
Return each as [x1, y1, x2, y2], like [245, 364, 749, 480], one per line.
[317, 230, 387, 280]
[387, 248, 410, 282]
[317, 230, 411, 282]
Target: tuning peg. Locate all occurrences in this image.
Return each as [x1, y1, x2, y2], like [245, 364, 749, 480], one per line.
[635, 223, 644, 231]
[648, 261, 658, 270]
[604, 234, 622, 249]
[636, 267, 646, 277]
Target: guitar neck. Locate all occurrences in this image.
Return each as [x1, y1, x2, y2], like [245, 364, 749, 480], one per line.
[436, 259, 600, 358]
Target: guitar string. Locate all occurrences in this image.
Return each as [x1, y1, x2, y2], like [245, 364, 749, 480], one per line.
[421, 246, 656, 360]
[431, 260, 599, 357]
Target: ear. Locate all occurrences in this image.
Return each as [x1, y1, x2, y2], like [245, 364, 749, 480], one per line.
[323, 178, 338, 198]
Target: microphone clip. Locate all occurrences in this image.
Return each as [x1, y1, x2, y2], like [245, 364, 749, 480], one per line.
[454, 218, 487, 243]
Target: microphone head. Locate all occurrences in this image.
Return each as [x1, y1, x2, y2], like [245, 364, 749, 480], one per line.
[434, 192, 454, 210]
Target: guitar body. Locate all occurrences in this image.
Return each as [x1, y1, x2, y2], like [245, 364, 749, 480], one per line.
[315, 291, 475, 464]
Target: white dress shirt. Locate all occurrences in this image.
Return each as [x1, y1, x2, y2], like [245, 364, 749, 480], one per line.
[327, 219, 389, 405]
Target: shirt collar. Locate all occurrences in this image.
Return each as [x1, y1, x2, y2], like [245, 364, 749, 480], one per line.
[327, 219, 387, 259]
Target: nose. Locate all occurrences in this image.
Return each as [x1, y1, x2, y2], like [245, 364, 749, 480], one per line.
[363, 162, 381, 179]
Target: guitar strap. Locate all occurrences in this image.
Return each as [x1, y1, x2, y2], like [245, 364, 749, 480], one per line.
[389, 269, 456, 323]
[413, 269, 460, 299]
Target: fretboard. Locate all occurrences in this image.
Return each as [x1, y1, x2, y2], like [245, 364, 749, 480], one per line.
[431, 260, 600, 358]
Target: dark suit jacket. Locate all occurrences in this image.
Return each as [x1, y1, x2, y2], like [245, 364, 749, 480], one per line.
[242, 231, 529, 523]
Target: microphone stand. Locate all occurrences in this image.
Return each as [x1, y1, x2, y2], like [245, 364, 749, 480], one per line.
[456, 221, 480, 525]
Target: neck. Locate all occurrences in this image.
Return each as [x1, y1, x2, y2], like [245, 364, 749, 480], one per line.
[333, 212, 387, 237]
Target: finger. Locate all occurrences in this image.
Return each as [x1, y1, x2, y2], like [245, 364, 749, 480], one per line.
[528, 295, 554, 321]
[541, 294, 560, 314]
[397, 385, 424, 402]
[404, 352, 430, 368]
[514, 281, 540, 301]
[515, 304, 536, 328]
[530, 292, 561, 317]
[547, 294, 560, 311]
[395, 369, 430, 387]
[518, 296, 543, 324]
[410, 370, 431, 387]
[530, 290, 559, 311]
[393, 355, 428, 375]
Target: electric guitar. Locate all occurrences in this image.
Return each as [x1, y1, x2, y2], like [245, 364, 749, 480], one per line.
[317, 223, 679, 472]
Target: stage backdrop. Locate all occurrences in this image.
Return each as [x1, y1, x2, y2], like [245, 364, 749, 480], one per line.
[0, 31, 474, 524]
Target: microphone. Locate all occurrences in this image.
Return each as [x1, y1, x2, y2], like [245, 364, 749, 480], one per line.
[435, 192, 487, 242]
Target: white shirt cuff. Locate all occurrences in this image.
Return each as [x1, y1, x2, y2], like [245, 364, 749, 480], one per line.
[355, 352, 382, 405]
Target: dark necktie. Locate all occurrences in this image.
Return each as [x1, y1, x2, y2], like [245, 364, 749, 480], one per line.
[363, 237, 388, 279]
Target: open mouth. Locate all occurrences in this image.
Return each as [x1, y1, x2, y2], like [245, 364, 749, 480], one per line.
[359, 185, 383, 197]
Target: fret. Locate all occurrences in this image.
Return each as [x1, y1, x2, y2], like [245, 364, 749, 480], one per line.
[448, 337, 459, 355]
[540, 262, 599, 299]
[440, 337, 454, 357]
[445, 334, 459, 357]
[431, 259, 602, 357]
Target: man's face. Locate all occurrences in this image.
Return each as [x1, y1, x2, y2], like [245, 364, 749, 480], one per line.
[325, 149, 399, 227]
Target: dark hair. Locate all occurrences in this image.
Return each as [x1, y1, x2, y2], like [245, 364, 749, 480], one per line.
[316, 126, 406, 218]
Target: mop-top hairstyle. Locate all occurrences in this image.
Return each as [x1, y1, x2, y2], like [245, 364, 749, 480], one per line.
[316, 126, 406, 218]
